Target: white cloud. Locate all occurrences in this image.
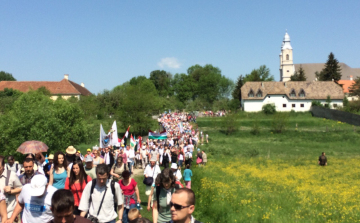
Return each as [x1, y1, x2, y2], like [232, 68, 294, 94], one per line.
[157, 57, 181, 69]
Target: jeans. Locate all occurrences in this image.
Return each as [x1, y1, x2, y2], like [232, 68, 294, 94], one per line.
[122, 203, 137, 223]
[142, 157, 148, 169]
[106, 220, 116, 223]
[128, 159, 134, 174]
[178, 160, 183, 167]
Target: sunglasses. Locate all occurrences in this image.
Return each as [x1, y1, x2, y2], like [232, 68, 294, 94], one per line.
[170, 202, 191, 210]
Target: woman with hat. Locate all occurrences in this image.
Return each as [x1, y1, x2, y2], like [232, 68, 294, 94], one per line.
[49, 151, 70, 189]
[144, 156, 161, 210]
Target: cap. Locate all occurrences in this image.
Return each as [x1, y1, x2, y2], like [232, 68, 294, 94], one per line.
[171, 163, 178, 169]
[31, 175, 48, 196]
[77, 150, 81, 153]
[87, 148, 91, 152]
[85, 156, 93, 162]
[197, 148, 200, 152]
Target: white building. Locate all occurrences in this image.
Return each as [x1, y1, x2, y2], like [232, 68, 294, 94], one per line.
[279, 32, 295, 82]
[241, 81, 344, 112]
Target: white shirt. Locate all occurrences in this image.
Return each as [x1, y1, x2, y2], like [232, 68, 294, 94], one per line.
[18, 184, 57, 223]
[144, 165, 161, 179]
[104, 152, 110, 165]
[125, 149, 135, 162]
[179, 154, 184, 161]
[79, 180, 124, 223]
[173, 169, 182, 181]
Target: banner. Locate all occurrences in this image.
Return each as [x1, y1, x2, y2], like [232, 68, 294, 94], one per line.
[130, 134, 136, 148]
[148, 130, 167, 140]
[100, 124, 110, 148]
[178, 122, 184, 133]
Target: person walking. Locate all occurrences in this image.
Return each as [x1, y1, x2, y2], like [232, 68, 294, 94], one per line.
[118, 170, 141, 223]
[79, 164, 124, 223]
[49, 189, 92, 223]
[49, 151, 70, 189]
[196, 150, 202, 167]
[140, 144, 148, 169]
[18, 158, 41, 185]
[6, 175, 57, 223]
[201, 150, 207, 166]
[92, 150, 104, 168]
[161, 147, 171, 169]
[183, 165, 193, 189]
[184, 149, 192, 168]
[84, 156, 97, 180]
[152, 168, 179, 223]
[104, 146, 115, 170]
[170, 188, 202, 223]
[65, 160, 92, 215]
[0, 155, 23, 222]
[125, 146, 135, 175]
[144, 157, 161, 207]
[110, 157, 125, 182]
[318, 152, 327, 166]
[5, 156, 20, 174]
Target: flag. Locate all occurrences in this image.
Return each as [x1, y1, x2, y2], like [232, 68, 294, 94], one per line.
[130, 134, 136, 148]
[110, 121, 119, 147]
[124, 126, 130, 138]
[148, 130, 167, 140]
[100, 124, 110, 148]
[137, 136, 142, 151]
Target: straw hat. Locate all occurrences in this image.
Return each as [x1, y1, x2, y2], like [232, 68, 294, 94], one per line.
[66, 146, 76, 155]
[48, 154, 54, 160]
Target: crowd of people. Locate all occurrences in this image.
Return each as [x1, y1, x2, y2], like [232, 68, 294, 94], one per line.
[0, 112, 207, 223]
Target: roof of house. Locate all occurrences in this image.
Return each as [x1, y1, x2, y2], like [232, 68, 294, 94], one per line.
[337, 80, 355, 93]
[241, 81, 344, 100]
[0, 78, 92, 96]
[294, 63, 360, 81]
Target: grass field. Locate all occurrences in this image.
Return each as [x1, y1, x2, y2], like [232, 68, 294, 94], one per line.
[191, 112, 360, 222]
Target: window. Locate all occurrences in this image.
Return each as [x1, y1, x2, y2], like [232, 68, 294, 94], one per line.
[300, 104, 304, 108]
[333, 104, 338, 108]
[283, 104, 287, 108]
[286, 54, 289, 60]
[287, 70, 289, 72]
[248, 89, 254, 97]
[290, 89, 296, 97]
[299, 89, 305, 97]
[268, 96, 271, 98]
[292, 104, 295, 108]
[256, 90, 262, 97]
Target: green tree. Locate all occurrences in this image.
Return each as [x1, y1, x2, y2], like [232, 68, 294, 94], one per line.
[0, 91, 86, 159]
[291, 65, 307, 81]
[149, 70, 173, 97]
[0, 71, 16, 81]
[172, 73, 197, 103]
[0, 88, 23, 114]
[232, 75, 244, 101]
[117, 79, 161, 134]
[325, 95, 332, 108]
[244, 65, 274, 82]
[349, 77, 360, 96]
[315, 52, 342, 82]
[129, 76, 148, 86]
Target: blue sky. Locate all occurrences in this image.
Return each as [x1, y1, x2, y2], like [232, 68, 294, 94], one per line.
[1, 1, 359, 94]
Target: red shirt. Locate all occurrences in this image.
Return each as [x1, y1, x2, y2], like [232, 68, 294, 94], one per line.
[65, 175, 92, 206]
[119, 178, 137, 204]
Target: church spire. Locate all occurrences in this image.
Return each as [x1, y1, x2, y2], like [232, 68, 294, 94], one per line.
[282, 32, 292, 50]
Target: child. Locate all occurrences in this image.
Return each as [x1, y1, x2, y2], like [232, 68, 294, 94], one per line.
[183, 164, 193, 189]
[128, 208, 141, 222]
[135, 151, 141, 169]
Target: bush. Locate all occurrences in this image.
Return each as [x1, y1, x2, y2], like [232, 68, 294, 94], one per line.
[245, 149, 260, 157]
[271, 113, 289, 133]
[221, 113, 238, 135]
[262, 103, 276, 114]
[311, 100, 323, 107]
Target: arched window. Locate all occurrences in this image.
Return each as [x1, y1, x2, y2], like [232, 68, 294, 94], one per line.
[256, 90, 262, 97]
[248, 89, 254, 97]
[299, 89, 305, 97]
[286, 54, 289, 60]
[289, 89, 296, 97]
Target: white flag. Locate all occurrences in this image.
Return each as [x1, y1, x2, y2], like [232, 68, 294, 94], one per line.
[110, 121, 119, 147]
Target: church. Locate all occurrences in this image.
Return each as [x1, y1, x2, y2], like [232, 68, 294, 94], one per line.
[241, 32, 345, 112]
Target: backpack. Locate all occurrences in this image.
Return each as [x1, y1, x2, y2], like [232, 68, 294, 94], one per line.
[89, 179, 117, 212]
[156, 184, 180, 210]
[6, 163, 18, 172]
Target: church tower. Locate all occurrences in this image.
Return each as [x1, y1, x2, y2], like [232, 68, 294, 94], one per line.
[279, 32, 295, 81]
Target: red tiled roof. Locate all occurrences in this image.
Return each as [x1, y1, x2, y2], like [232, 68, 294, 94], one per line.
[0, 78, 92, 96]
[338, 80, 355, 93]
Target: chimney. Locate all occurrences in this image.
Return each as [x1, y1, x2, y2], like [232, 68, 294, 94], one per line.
[284, 82, 287, 87]
[261, 82, 264, 87]
[64, 74, 69, 80]
[81, 83, 85, 87]
[350, 75, 353, 81]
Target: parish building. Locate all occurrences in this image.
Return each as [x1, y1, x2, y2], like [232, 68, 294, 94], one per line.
[0, 74, 92, 100]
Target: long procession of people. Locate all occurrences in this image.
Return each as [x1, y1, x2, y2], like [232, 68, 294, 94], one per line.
[0, 112, 209, 223]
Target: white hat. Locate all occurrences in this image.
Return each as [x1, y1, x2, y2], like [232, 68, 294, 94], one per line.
[171, 163, 178, 169]
[150, 156, 157, 162]
[31, 175, 48, 196]
[66, 146, 76, 155]
[85, 156, 93, 162]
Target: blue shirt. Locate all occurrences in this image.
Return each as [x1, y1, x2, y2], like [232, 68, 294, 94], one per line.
[183, 169, 193, 181]
[52, 170, 67, 189]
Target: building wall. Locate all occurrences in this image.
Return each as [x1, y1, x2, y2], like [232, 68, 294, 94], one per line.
[50, 95, 80, 100]
[243, 95, 343, 112]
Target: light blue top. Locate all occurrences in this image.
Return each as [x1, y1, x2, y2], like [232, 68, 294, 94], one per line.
[183, 169, 193, 181]
[52, 169, 67, 189]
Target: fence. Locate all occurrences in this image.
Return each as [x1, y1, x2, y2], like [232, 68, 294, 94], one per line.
[310, 106, 360, 126]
